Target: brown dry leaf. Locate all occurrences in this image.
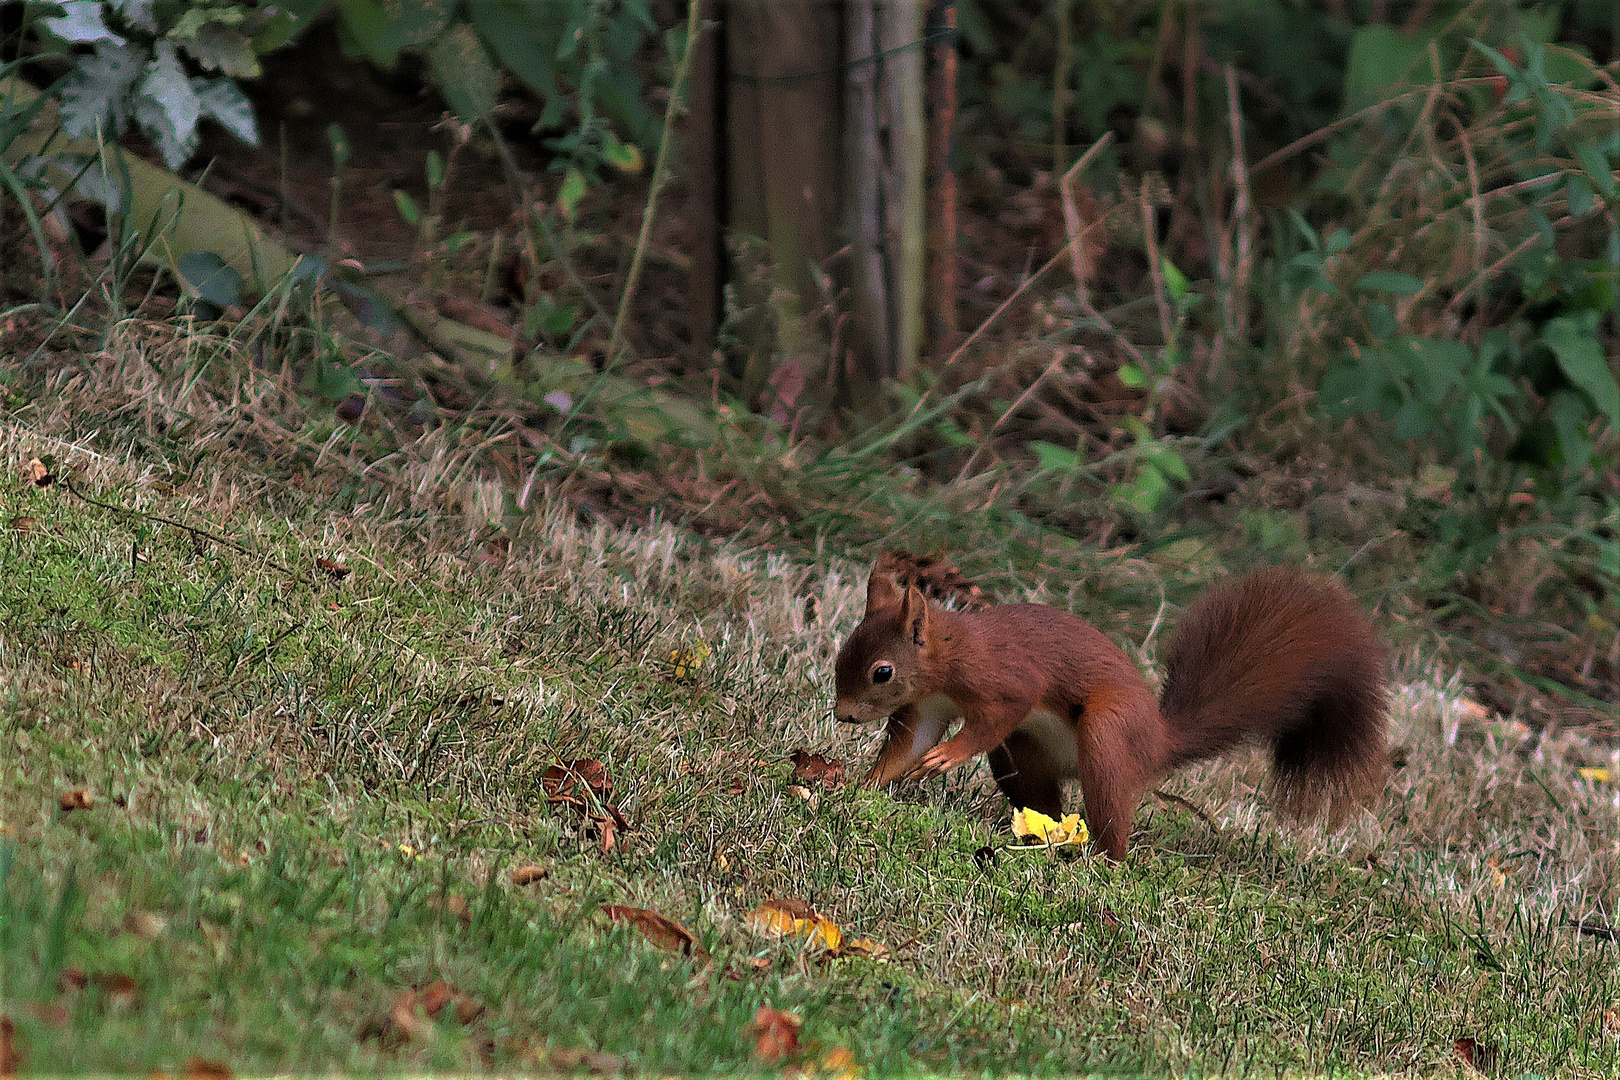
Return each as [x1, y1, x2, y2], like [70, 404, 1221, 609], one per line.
[1452, 1036, 1496, 1074]
[543, 759, 630, 830]
[27, 1001, 68, 1027]
[389, 980, 481, 1040]
[8, 516, 34, 534]
[431, 895, 472, 928]
[315, 557, 351, 580]
[91, 971, 138, 1009]
[873, 550, 984, 609]
[122, 911, 168, 939]
[597, 816, 617, 854]
[0, 1016, 20, 1080]
[789, 750, 845, 788]
[751, 1005, 802, 1064]
[59, 788, 94, 813]
[22, 458, 53, 487]
[548, 1048, 624, 1074]
[183, 1057, 232, 1080]
[602, 904, 697, 954]
[511, 864, 549, 886]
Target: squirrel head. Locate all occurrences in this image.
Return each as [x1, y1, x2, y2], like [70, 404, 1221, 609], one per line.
[833, 566, 935, 723]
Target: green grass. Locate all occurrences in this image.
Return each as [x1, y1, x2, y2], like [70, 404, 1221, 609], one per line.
[1, 414, 1618, 1078]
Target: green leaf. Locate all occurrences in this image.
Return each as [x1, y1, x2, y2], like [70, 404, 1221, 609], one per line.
[1543, 315, 1620, 423]
[327, 123, 350, 168]
[57, 42, 145, 138]
[425, 150, 445, 191]
[556, 167, 586, 222]
[1030, 440, 1081, 473]
[601, 132, 644, 174]
[40, 0, 125, 44]
[1571, 140, 1617, 199]
[1565, 174, 1595, 217]
[1116, 364, 1145, 388]
[392, 189, 421, 226]
[1325, 228, 1352, 254]
[193, 77, 258, 145]
[1365, 301, 1399, 339]
[1354, 271, 1425, 294]
[428, 24, 500, 122]
[177, 251, 243, 308]
[1161, 257, 1189, 303]
[1344, 25, 1433, 112]
[135, 40, 202, 168]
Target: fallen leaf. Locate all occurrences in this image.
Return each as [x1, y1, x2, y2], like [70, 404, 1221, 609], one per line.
[27, 1001, 68, 1027]
[431, 895, 472, 928]
[0, 1016, 20, 1080]
[667, 642, 711, 680]
[1010, 807, 1088, 848]
[1578, 767, 1611, 783]
[597, 816, 617, 854]
[747, 899, 842, 952]
[59, 788, 94, 813]
[316, 557, 351, 580]
[751, 1006, 801, 1064]
[57, 966, 89, 991]
[542, 759, 630, 831]
[122, 911, 168, 939]
[511, 864, 549, 886]
[817, 1046, 861, 1080]
[8, 516, 34, 533]
[183, 1057, 232, 1080]
[839, 937, 889, 960]
[789, 750, 845, 788]
[90, 971, 138, 1009]
[602, 904, 697, 954]
[548, 1048, 624, 1074]
[786, 784, 816, 806]
[22, 458, 53, 487]
[389, 980, 481, 1040]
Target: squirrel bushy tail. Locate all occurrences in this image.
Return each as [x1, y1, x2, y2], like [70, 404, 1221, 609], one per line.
[1157, 567, 1388, 823]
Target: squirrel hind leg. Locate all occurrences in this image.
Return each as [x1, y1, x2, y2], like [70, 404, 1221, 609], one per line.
[988, 729, 1065, 821]
[1269, 680, 1388, 827]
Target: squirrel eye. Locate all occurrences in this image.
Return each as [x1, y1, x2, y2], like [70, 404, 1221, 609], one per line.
[871, 664, 894, 685]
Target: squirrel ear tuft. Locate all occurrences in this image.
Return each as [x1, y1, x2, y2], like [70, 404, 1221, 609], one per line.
[865, 569, 901, 613]
[900, 581, 930, 645]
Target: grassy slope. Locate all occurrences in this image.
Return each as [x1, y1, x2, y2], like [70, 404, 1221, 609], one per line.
[1, 410, 1618, 1078]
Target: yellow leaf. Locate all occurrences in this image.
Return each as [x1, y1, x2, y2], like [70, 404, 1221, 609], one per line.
[817, 1047, 861, 1080]
[1010, 807, 1089, 848]
[840, 937, 889, 961]
[668, 642, 711, 680]
[1578, 767, 1611, 783]
[805, 917, 842, 952]
[746, 899, 843, 952]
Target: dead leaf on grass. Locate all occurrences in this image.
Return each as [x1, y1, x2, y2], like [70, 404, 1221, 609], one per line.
[315, 557, 351, 580]
[431, 894, 472, 928]
[789, 750, 845, 788]
[122, 911, 168, 939]
[183, 1057, 233, 1080]
[8, 516, 34, 534]
[751, 1005, 802, 1064]
[548, 1047, 625, 1074]
[59, 788, 94, 812]
[22, 458, 53, 487]
[816, 1046, 861, 1079]
[0, 1016, 21, 1080]
[511, 864, 549, 886]
[747, 898, 842, 952]
[388, 980, 481, 1040]
[602, 904, 697, 954]
[873, 549, 983, 609]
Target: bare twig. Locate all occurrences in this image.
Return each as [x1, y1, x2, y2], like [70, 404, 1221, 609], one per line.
[1059, 131, 1115, 301]
[63, 477, 301, 579]
[1224, 64, 1254, 350]
[607, 0, 705, 362]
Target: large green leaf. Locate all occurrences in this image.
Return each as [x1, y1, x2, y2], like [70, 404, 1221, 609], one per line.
[1543, 315, 1620, 424]
[428, 24, 500, 121]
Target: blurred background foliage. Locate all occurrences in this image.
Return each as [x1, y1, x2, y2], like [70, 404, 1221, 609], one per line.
[1, 0, 1618, 725]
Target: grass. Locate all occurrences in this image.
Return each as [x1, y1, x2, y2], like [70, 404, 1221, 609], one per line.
[2, 366, 1619, 1077]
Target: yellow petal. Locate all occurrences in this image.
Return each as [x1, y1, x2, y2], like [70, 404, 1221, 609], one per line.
[1578, 767, 1611, 783]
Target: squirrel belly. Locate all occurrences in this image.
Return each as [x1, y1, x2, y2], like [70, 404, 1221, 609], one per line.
[833, 562, 1388, 860]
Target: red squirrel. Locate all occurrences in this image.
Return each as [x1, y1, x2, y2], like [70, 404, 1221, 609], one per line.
[834, 563, 1388, 859]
